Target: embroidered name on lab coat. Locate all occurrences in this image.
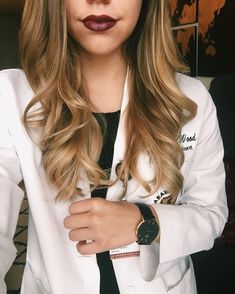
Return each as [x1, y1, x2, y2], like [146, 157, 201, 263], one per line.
[181, 132, 197, 151]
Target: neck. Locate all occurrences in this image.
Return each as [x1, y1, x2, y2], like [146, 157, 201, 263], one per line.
[79, 50, 127, 113]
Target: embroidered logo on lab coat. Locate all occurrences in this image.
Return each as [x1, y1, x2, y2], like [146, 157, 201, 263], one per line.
[154, 188, 184, 205]
[153, 190, 170, 203]
[153, 189, 179, 205]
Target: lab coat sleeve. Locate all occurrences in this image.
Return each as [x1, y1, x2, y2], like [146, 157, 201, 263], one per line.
[153, 82, 228, 265]
[0, 98, 24, 293]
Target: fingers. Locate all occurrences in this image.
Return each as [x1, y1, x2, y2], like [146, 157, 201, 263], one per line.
[64, 212, 90, 229]
[64, 198, 140, 255]
[64, 199, 106, 246]
[69, 197, 105, 215]
[76, 240, 103, 255]
[69, 228, 94, 242]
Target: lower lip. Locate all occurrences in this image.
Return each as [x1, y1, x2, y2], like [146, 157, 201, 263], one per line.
[83, 20, 117, 32]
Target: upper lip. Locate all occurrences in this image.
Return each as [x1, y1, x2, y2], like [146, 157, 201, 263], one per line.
[82, 15, 117, 22]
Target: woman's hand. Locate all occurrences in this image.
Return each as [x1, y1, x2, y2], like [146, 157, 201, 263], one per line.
[63, 198, 142, 255]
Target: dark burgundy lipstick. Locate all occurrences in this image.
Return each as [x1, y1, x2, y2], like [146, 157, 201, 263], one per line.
[82, 15, 117, 32]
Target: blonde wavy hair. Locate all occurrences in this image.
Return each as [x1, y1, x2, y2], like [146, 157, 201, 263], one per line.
[20, 0, 197, 202]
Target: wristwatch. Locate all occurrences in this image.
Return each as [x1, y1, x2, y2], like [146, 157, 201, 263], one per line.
[134, 203, 159, 245]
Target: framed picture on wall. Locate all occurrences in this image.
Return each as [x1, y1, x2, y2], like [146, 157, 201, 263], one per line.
[197, 0, 235, 76]
[172, 25, 198, 76]
[170, 0, 198, 76]
[170, 0, 235, 77]
[171, 0, 198, 26]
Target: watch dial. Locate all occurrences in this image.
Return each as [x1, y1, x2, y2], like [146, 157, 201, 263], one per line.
[137, 219, 159, 245]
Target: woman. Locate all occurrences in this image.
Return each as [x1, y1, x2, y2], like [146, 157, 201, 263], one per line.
[0, 0, 227, 293]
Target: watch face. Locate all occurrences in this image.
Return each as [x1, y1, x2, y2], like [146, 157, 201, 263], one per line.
[137, 219, 159, 245]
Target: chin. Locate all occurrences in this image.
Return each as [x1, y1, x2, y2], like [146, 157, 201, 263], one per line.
[87, 48, 119, 57]
[79, 38, 124, 57]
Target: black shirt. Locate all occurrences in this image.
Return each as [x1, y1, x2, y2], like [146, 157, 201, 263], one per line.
[91, 110, 121, 294]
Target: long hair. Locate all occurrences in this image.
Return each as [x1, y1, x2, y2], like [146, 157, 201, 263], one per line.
[20, 0, 197, 202]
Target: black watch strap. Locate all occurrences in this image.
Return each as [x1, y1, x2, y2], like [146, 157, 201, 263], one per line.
[134, 202, 155, 220]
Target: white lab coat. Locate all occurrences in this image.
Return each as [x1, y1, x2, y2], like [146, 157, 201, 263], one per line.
[0, 69, 227, 294]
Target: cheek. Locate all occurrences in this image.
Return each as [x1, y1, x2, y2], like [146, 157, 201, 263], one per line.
[66, 0, 82, 34]
[66, 11, 84, 45]
[67, 20, 82, 40]
[123, 1, 143, 35]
